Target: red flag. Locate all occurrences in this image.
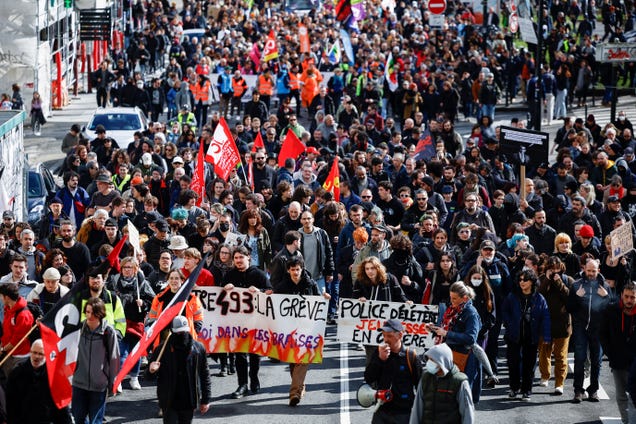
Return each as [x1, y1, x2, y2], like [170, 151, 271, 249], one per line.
[262, 30, 279, 62]
[252, 131, 265, 153]
[38, 282, 87, 408]
[278, 129, 306, 167]
[191, 140, 206, 206]
[299, 23, 310, 53]
[323, 156, 341, 202]
[205, 117, 241, 181]
[112, 254, 207, 393]
[106, 234, 128, 273]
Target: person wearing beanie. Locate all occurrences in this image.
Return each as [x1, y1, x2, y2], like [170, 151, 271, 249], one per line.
[572, 224, 601, 258]
[27, 267, 69, 315]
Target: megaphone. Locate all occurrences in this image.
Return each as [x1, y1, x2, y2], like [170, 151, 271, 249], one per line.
[356, 384, 393, 411]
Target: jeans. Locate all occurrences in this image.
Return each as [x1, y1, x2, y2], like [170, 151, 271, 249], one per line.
[96, 87, 108, 108]
[463, 351, 482, 403]
[506, 338, 538, 393]
[326, 277, 340, 317]
[612, 368, 635, 424]
[538, 335, 570, 388]
[543, 93, 555, 124]
[486, 319, 502, 375]
[315, 277, 326, 295]
[119, 336, 141, 378]
[573, 326, 603, 394]
[71, 387, 106, 424]
[555, 89, 568, 118]
[481, 104, 495, 121]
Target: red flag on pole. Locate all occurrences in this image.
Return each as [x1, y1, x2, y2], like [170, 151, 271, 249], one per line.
[323, 156, 341, 202]
[191, 140, 206, 206]
[247, 153, 255, 190]
[262, 30, 279, 62]
[106, 234, 128, 273]
[249, 42, 261, 71]
[205, 117, 241, 181]
[278, 129, 306, 167]
[252, 131, 265, 153]
[112, 255, 207, 393]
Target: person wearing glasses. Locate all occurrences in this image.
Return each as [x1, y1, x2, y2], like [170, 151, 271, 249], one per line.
[501, 270, 551, 401]
[107, 257, 156, 391]
[401, 189, 440, 238]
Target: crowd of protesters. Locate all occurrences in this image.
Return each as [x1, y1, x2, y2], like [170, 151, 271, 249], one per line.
[3, 0, 636, 421]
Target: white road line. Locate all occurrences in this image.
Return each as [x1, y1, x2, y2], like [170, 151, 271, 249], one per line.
[600, 417, 622, 424]
[340, 342, 351, 424]
[567, 358, 610, 400]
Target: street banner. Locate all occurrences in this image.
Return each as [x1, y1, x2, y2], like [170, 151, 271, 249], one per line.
[610, 221, 634, 260]
[337, 299, 439, 351]
[193, 286, 328, 364]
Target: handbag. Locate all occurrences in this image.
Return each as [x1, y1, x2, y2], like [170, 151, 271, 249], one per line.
[452, 349, 470, 372]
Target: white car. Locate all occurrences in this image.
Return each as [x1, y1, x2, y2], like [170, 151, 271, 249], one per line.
[83, 107, 148, 146]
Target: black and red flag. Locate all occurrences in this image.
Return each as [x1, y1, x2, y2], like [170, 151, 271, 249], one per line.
[39, 234, 129, 408]
[112, 252, 207, 392]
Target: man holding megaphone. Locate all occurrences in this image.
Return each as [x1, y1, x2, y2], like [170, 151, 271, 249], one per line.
[363, 319, 422, 423]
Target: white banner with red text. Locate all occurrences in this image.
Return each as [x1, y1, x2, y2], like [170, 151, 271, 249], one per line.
[193, 286, 328, 364]
[337, 299, 439, 351]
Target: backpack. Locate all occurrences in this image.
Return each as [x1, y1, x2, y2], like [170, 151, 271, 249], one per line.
[19, 301, 44, 343]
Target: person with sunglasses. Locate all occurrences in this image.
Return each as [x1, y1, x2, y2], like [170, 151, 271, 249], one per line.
[501, 270, 551, 401]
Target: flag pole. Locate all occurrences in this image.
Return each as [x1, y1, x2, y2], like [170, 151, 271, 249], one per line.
[155, 332, 172, 362]
[0, 324, 38, 367]
[240, 164, 249, 186]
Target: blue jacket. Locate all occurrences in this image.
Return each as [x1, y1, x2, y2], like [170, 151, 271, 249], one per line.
[56, 185, 90, 226]
[336, 221, 371, 255]
[445, 299, 482, 354]
[502, 291, 552, 345]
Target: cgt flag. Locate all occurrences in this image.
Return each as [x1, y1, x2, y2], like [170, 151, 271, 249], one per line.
[278, 129, 306, 168]
[262, 30, 279, 62]
[112, 254, 207, 393]
[323, 156, 340, 202]
[205, 117, 241, 181]
[385, 52, 399, 92]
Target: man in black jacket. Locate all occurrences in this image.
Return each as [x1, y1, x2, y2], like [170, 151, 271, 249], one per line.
[525, 209, 557, 256]
[223, 246, 272, 399]
[600, 282, 636, 423]
[149, 316, 212, 423]
[269, 231, 303, 291]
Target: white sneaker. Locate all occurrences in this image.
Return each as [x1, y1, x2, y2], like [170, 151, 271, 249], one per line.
[129, 377, 142, 390]
[554, 386, 564, 395]
[116, 384, 122, 394]
[539, 379, 549, 387]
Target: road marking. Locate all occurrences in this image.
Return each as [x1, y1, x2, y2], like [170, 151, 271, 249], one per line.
[567, 358, 610, 400]
[340, 342, 351, 424]
[600, 417, 622, 423]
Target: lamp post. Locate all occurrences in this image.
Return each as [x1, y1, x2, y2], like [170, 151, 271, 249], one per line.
[535, 0, 545, 131]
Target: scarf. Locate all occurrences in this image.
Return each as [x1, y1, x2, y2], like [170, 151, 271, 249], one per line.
[441, 301, 467, 332]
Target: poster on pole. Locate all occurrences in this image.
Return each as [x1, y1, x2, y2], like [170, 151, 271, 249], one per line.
[193, 286, 328, 364]
[126, 221, 141, 256]
[337, 299, 439, 351]
[610, 222, 634, 260]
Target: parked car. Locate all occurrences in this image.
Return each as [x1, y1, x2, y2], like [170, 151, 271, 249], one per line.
[27, 163, 61, 236]
[82, 107, 148, 146]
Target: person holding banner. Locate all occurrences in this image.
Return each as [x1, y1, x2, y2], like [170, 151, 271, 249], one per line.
[148, 316, 212, 424]
[223, 245, 273, 399]
[0, 282, 35, 378]
[276, 257, 331, 406]
[353, 257, 410, 364]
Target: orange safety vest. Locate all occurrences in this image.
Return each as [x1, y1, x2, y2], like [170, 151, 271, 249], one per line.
[190, 80, 211, 103]
[258, 74, 274, 96]
[289, 72, 300, 90]
[232, 76, 247, 98]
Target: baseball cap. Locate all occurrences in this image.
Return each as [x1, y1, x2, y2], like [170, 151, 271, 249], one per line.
[380, 319, 404, 332]
[607, 195, 620, 203]
[441, 185, 453, 194]
[95, 125, 106, 134]
[50, 197, 63, 205]
[142, 153, 153, 165]
[104, 218, 118, 228]
[480, 240, 496, 250]
[625, 147, 634, 155]
[171, 316, 190, 333]
[172, 156, 184, 164]
[155, 220, 169, 232]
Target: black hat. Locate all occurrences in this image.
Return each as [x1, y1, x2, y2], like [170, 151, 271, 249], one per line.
[50, 196, 63, 205]
[95, 125, 106, 134]
[2, 211, 14, 219]
[95, 174, 111, 183]
[421, 176, 434, 187]
[372, 225, 389, 234]
[155, 220, 169, 232]
[104, 218, 118, 227]
[607, 195, 620, 203]
[360, 201, 374, 213]
[441, 185, 453, 194]
[480, 240, 496, 250]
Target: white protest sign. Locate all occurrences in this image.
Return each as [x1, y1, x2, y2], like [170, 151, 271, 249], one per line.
[610, 221, 634, 260]
[337, 299, 439, 351]
[192, 286, 328, 363]
[127, 221, 141, 256]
